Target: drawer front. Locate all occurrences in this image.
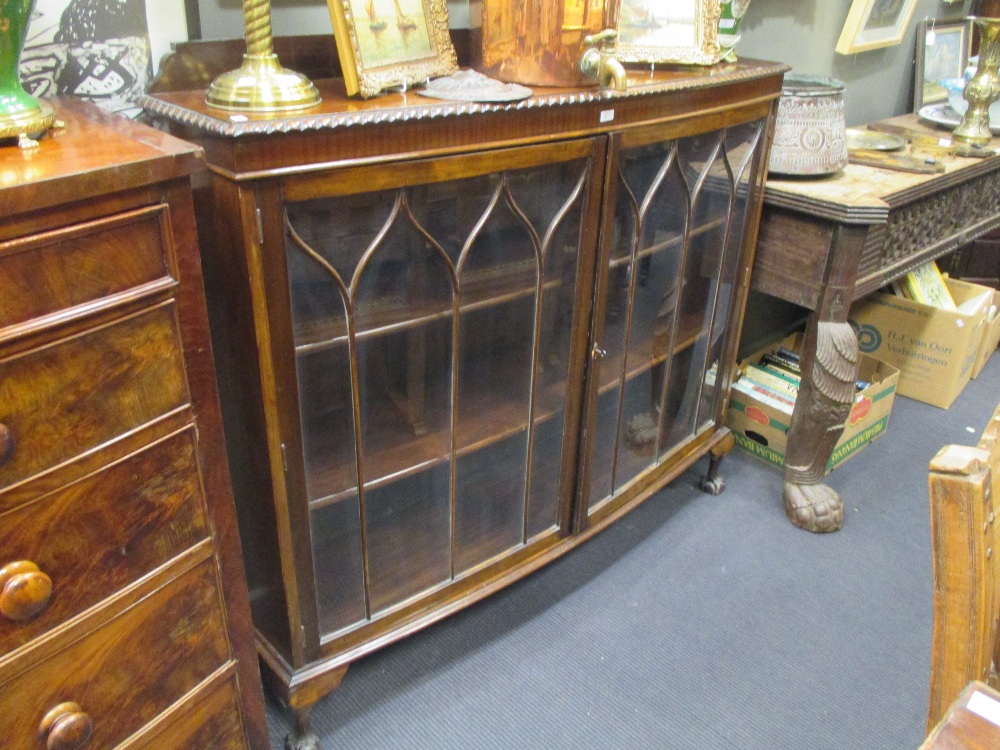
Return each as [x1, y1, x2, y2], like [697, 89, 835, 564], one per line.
[0, 302, 189, 493]
[131, 674, 248, 750]
[0, 557, 232, 750]
[0, 428, 211, 654]
[0, 205, 174, 333]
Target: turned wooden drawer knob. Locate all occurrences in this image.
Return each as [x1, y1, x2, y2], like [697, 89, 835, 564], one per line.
[0, 422, 13, 465]
[0, 560, 53, 621]
[38, 702, 93, 750]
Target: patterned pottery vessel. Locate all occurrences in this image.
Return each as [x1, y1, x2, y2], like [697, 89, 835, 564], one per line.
[768, 74, 849, 177]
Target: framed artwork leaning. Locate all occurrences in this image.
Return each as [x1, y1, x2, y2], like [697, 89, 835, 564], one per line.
[913, 18, 972, 111]
[836, 0, 920, 54]
[615, 0, 724, 66]
[326, 0, 458, 98]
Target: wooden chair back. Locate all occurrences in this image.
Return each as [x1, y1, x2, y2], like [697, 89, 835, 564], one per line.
[927, 402, 1000, 730]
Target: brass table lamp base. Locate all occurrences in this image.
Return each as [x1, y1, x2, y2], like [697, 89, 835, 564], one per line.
[205, 0, 320, 112]
[0, 101, 55, 149]
[206, 53, 320, 112]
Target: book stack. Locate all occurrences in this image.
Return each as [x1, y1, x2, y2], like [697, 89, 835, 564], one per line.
[732, 346, 871, 416]
[732, 347, 802, 416]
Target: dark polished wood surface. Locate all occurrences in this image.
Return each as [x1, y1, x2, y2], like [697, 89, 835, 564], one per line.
[752, 114, 1000, 532]
[0, 100, 268, 749]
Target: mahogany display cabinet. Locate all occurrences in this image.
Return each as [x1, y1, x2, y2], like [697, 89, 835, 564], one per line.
[143, 51, 786, 749]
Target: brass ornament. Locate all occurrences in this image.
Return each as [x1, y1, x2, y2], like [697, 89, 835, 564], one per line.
[205, 0, 320, 112]
[954, 13, 1000, 146]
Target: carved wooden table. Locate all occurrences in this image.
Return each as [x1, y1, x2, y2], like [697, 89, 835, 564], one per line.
[751, 113, 1000, 532]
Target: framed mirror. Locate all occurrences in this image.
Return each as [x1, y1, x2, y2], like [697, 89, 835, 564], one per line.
[614, 0, 724, 66]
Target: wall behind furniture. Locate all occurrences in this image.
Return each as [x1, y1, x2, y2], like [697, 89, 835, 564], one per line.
[193, 0, 970, 124]
[737, 0, 969, 125]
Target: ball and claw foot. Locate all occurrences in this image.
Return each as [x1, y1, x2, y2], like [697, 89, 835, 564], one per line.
[285, 730, 320, 750]
[783, 480, 844, 533]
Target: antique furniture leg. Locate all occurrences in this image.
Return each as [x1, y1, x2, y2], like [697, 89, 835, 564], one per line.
[286, 705, 319, 750]
[699, 431, 735, 495]
[782, 314, 859, 532]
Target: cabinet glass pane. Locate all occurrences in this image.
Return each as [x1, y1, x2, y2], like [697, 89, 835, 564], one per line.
[587, 121, 765, 512]
[659, 132, 731, 452]
[285, 155, 590, 636]
[697, 122, 765, 429]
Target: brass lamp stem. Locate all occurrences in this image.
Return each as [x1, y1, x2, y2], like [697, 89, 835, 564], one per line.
[205, 0, 320, 112]
[244, 0, 274, 56]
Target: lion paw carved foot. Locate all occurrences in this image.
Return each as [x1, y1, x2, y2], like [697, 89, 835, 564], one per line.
[783, 480, 844, 533]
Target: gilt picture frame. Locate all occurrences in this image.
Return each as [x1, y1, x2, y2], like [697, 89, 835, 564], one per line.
[836, 0, 920, 55]
[326, 0, 458, 98]
[913, 18, 971, 111]
[614, 0, 724, 67]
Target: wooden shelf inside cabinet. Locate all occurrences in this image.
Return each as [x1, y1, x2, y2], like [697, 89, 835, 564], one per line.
[142, 46, 785, 750]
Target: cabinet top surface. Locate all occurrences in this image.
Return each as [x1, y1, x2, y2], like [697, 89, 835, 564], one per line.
[763, 114, 1000, 223]
[141, 59, 787, 139]
[0, 98, 203, 216]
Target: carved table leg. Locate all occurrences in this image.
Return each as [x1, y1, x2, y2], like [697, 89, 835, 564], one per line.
[782, 318, 859, 533]
[700, 431, 735, 495]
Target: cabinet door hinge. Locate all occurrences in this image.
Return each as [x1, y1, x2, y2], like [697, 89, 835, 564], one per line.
[255, 207, 264, 245]
[280, 442, 288, 474]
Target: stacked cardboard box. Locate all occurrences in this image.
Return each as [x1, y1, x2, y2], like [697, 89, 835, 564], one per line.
[849, 277, 993, 408]
[727, 334, 899, 474]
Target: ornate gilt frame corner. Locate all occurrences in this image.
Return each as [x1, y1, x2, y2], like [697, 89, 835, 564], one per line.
[326, 0, 458, 98]
[615, 0, 724, 67]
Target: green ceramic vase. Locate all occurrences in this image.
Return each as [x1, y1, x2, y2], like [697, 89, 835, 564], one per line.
[1, 0, 52, 141]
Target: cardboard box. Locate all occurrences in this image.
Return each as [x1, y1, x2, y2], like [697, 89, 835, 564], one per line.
[971, 288, 1000, 379]
[727, 335, 900, 474]
[848, 277, 990, 409]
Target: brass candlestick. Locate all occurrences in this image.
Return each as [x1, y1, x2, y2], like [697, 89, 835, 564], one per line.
[954, 2, 1000, 145]
[206, 0, 320, 112]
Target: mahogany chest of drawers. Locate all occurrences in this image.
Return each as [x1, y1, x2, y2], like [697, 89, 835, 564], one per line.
[0, 100, 268, 749]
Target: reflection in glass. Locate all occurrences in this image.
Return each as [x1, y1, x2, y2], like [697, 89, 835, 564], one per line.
[285, 156, 589, 636]
[587, 121, 765, 513]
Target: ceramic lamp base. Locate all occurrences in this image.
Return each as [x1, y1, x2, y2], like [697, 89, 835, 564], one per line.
[206, 53, 320, 112]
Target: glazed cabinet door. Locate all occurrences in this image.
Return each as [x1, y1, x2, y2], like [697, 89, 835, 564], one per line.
[264, 139, 605, 651]
[582, 116, 769, 518]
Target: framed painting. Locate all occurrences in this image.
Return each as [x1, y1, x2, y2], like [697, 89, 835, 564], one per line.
[913, 18, 972, 111]
[614, 0, 724, 66]
[326, 0, 458, 98]
[836, 0, 920, 54]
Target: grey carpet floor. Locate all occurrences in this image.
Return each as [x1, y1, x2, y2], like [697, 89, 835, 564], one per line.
[266, 352, 1000, 749]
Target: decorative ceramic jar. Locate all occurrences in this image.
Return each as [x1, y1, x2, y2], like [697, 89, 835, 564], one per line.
[768, 74, 849, 177]
[0, 0, 54, 145]
[718, 0, 753, 59]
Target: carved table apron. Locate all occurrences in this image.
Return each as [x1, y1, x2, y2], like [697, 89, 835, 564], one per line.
[751, 113, 1000, 532]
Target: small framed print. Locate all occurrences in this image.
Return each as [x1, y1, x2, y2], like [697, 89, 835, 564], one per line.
[836, 0, 920, 55]
[913, 18, 971, 111]
[326, 0, 459, 98]
[615, 0, 724, 67]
